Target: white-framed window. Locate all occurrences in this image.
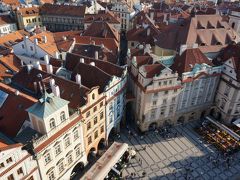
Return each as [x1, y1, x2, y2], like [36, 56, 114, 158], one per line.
[55, 144, 61, 156]
[47, 169, 55, 180]
[60, 111, 66, 122]
[73, 130, 79, 140]
[75, 147, 81, 157]
[49, 118, 56, 130]
[58, 161, 64, 173]
[65, 137, 71, 148]
[44, 153, 51, 165]
[67, 154, 73, 165]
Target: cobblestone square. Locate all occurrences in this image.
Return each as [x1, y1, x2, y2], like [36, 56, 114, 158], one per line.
[118, 122, 240, 180]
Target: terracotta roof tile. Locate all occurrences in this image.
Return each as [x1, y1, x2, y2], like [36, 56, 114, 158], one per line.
[171, 48, 213, 76]
[84, 11, 120, 24]
[0, 31, 24, 48]
[0, 83, 37, 138]
[0, 15, 15, 25]
[0, 54, 22, 72]
[83, 21, 119, 42]
[40, 3, 86, 17]
[144, 63, 165, 78]
[17, 7, 39, 17]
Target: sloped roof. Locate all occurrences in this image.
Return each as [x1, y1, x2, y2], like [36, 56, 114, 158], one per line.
[83, 21, 119, 42]
[27, 92, 69, 119]
[144, 63, 165, 78]
[40, 3, 86, 17]
[0, 54, 22, 72]
[0, 15, 15, 25]
[0, 83, 37, 138]
[17, 7, 39, 17]
[171, 48, 213, 76]
[84, 11, 120, 24]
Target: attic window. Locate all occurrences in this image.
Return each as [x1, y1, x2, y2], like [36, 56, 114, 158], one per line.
[92, 93, 95, 100]
[200, 43, 206, 46]
[216, 42, 222, 45]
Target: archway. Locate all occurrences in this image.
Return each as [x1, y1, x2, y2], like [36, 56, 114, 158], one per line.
[97, 138, 106, 156]
[149, 122, 157, 131]
[210, 108, 215, 117]
[87, 147, 97, 163]
[177, 116, 185, 125]
[70, 162, 84, 179]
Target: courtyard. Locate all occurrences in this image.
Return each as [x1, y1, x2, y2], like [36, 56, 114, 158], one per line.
[115, 121, 240, 180]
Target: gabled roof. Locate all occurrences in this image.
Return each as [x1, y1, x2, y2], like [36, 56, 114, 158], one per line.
[0, 31, 24, 48]
[27, 92, 69, 119]
[40, 3, 86, 17]
[0, 54, 22, 72]
[134, 55, 153, 68]
[84, 11, 120, 24]
[171, 48, 213, 76]
[83, 21, 119, 42]
[17, 7, 39, 17]
[66, 53, 124, 78]
[143, 63, 165, 78]
[0, 83, 37, 138]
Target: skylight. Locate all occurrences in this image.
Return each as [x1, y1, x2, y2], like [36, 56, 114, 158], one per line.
[0, 90, 8, 108]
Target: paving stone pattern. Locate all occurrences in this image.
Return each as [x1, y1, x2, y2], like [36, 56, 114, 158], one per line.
[118, 122, 240, 180]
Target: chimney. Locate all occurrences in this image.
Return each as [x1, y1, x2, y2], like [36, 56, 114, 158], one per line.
[101, 44, 104, 49]
[95, 51, 99, 59]
[43, 26, 46, 31]
[147, 28, 150, 36]
[62, 36, 67, 41]
[75, 74, 81, 85]
[132, 56, 136, 62]
[49, 78, 55, 87]
[52, 85, 60, 97]
[24, 36, 29, 42]
[15, 90, 19, 96]
[92, 40, 95, 45]
[35, 61, 42, 70]
[47, 64, 53, 74]
[90, 62, 95, 66]
[33, 81, 37, 92]
[26, 65, 32, 74]
[44, 54, 49, 64]
[80, 58, 84, 63]
[42, 35, 47, 43]
[34, 38, 38, 45]
[55, 51, 59, 59]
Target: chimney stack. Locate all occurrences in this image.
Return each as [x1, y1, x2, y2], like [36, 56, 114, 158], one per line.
[34, 38, 38, 45]
[95, 51, 99, 59]
[90, 62, 95, 66]
[47, 64, 53, 74]
[80, 58, 84, 63]
[147, 28, 150, 36]
[44, 54, 49, 64]
[42, 35, 47, 43]
[49, 78, 55, 87]
[75, 74, 81, 85]
[55, 51, 59, 59]
[52, 85, 60, 97]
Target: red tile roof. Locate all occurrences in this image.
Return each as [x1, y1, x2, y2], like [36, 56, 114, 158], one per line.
[144, 63, 165, 78]
[17, 7, 39, 17]
[171, 48, 213, 76]
[40, 3, 86, 17]
[83, 21, 119, 42]
[0, 15, 15, 25]
[0, 83, 37, 138]
[84, 11, 120, 24]
[134, 55, 153, 67]
[0, 54, 22, 72]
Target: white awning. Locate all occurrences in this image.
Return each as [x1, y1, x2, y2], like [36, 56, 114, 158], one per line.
[81, 142, 128, 180]
[233, 119, 240, 128]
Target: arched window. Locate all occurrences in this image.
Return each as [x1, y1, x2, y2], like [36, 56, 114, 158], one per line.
[46, 167, 55, 180]
[60, 111, 66, 122]
[92, 93, 95, 100]
[49, 118, 56, 130]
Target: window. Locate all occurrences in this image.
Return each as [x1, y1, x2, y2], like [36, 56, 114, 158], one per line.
[55, 144, 61, 156]
[164, 91, 168, 95]
[58, 161, 64, 173]
[172, 97, 176, 103]
[49, 118, 56, 130]
[169, 105, 174, 114]
[100, 125, 104, 133]
[94, 117, 97, 125]
[65, 137, 71, 148]
[21, 44, 24, 49]
[93, 106, 97, 112]
[100, 101, 103, 107]
[48, 170, 55, 180]
[88, 136, 92, 145]
[224, 85, 230, 96]
[75, 146, 81, 157]
[30, 46, 33, 51]
[94, 130, 98, 139]
[153, 92, 158, 97]
[86, 111, 90, 118]
[44, 153, 51, 164]
[174, 89, 177, 93]
[169, 80, 172, 84]
[163, 99, 167, 104]
[150, 109, 156, 118]
[152, 101, 157, 106]
[73, 130, 79, 140]
[161, 107, 165, 115]
[6, 157, 12, 163]
[92, 93, 95, 100]
[163, 81, 167, 85]
[131, 42, 134, 47]
[60, 111, 66, 122]
[158, 82, 161, 86]
[67, 154, 73, 165]
[117, 97, 120, 104]
[7, 174, 14, 180]
[0, 162, 4, 168]
[100, 112, 104, 119]
[17, 167, 23, 175]
[87, 122, 91, 130]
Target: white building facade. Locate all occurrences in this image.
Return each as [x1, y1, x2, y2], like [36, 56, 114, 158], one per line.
[0, 22, 17, 36]
[27, 93, 87, 180]
[0, 143, 40, 180]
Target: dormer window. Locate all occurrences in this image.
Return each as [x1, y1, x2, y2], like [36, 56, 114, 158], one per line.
[49, 118, 56, 130]
[60, 111, 66, 122]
